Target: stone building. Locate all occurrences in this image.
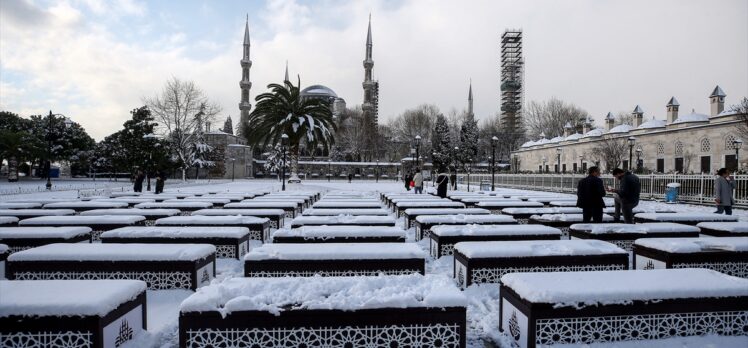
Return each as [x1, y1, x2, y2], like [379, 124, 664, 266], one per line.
[204, 129, 253, 179]
[511, 86, 745, 174]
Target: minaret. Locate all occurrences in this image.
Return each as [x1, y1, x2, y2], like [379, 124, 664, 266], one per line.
[284, 60, 289, 83]
[238, 15, 252, 136]
[362, 14, 379, 130]
[467, 80, 474, 118]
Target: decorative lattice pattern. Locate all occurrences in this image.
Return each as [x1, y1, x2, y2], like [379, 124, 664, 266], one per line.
[247, 269, 420, 277]
[9, 245, 33, 253]
[215, 245, 236, 258]
[185, 324, 461, 348]
[14, 270, 193, 290]
[249, 230, 263, 240]
[517, 219, 529, 225]
[91, 230, 104, 242]
[726, 135, 737, 150]
[268, 220, 278, 229]
[700, 138, 712, 153]
[607, 239, 635, 251]
[472, 264, 625, 285]
[656, 142, 665, 155]
[0, 331, 93, 348]
[144, 220, 157, 226]
[672, 262, 748, 279]
[284, 211, 294, 218]
[535, 311, 748, 346]
[439, 244, 456, 257]
[675, 141, 684, 155]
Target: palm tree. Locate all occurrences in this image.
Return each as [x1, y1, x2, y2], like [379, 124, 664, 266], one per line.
[243, 77, 336, 181]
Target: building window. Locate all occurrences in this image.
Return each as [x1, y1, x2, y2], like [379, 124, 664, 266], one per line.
[725, 155, 737, 171]
[657, 159, 664, 173]
[700, 138, 711, 153]
[656, 142, 665, 156]
[674, 158, 684, 173]
[725, 135, 737, 150]
[700, 156, 711, 174]
[674, 141, 684, 156]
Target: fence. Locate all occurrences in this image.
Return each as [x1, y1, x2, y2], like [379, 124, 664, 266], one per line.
[456, 173, 748, 208]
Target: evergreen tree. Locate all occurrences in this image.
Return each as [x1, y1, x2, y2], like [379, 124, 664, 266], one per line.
[431, 114, 452, 171]
[457, 114, 479, 169]
[223, 116, 234, 135]
[190, 106, 215, 179]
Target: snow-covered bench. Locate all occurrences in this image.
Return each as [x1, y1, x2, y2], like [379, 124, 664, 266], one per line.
[453, 240, 628, 289]
[81, 208, 180, 226]
[456, 198, 513, 207]
[429, 225, 562, 258]
[528, 214, 614, 238]
[476, 201, 543, 214]
[501, 207, 583, 224]
[191, 208, 286, 229]
[290, 215, 397, 228]
[414, 214, 517, 241]
[499, 269, 748, 348]
[178, 274, 467, 348]
[569, 222, 701, 251]
[394, 201, 464, 217]
[251, 197, 308, 210]
[697, 222, 748, 237]
[0, 244, 7, 279]
[634, 237, 748, 278]
[101, 226, 252, 259]
[134, 201, 213, 215]
[312, 201, 383, 209]
[0, 279, 147, 348]
[384, 195, 440, 208]
[155, 215, 270, 241]
[42, 201, 129, 212]
[224, 202, 298, 218]
[271, 226, 407, 243]
[0, 226, 92, 254]
[0, 208, 75, 221]
[302, 208, 390, 216]
[0, 217, 18, 227]
[166, 198, 231, 207]
[7, 243, 216, 290]
[92, 197, 156, 207]
[602, 206, 675, 214]
[244, 243, 425, 277]
[634, 213, 739, 225]
[402, 208, 490, 229]
[18, 215, 146, 241]
[0, 202, 41, 209]
[133, 194, 182, 202]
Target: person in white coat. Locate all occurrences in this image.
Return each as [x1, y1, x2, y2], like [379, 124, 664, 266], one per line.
[413, 172, 424, 194]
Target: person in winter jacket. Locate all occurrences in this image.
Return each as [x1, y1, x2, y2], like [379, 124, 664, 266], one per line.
[609, 168, 640, 224]
[436, 170, 450, 198]
[413, 172, 424, 194]
[133, 170, 145, 192]
[404, 172, 413, 191]
[155, 171, 165, 194]
[714, 168, 736, 215]
[576, 166, 606, 222]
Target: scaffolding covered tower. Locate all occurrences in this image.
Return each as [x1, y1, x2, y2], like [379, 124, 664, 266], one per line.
[500, 30, 523, 131]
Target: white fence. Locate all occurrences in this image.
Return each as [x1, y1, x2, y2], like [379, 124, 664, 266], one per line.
[457, 173, 748, 208]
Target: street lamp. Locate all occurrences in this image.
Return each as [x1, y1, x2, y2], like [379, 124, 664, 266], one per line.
[453, 146, 459, 190]
[281, 134, 288, 191]
[578, 155, 584, 173]
[414, 135, 422, 171]
[556, 148, 562, 173]
[376, 159, 380, 183]
[542, 156, 547, 173]
[734, 138, 743, 172]
[491, 136, 498, 191]
[627, 136, 636, 171]
[635, 148, 642, 173]
[327, 158, 332, 182]
[45, 111, 69, 190]
[229, 158, 236, 181]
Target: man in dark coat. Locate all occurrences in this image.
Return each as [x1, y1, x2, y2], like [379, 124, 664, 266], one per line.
[436, 169, 450, 198]
[610, 168, 641, 224]
[133, 170, 145, 192]
[155, 171, 165, 194]
[404, 172, 413, 191]
[576, 166, 606, 222]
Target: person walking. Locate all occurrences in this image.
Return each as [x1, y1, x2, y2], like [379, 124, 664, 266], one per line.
[404, 172, 413, 191]
[576, 166, 606, 223]
[133, 170, 145, 193]
[413, 171, 424, 194]
[155, 171, 165, 194]
[436, 169, 450, 198]
[714, 168, 736, 215]
[609, 168, 641, 224]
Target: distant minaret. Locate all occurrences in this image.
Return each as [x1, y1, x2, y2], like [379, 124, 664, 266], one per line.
[467, 80, 474, 118]
[284, 60, 289, 83]
[238, 15, 252, 136]
[362, 14, 379, 130]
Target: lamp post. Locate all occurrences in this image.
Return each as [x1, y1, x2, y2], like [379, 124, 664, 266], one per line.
[491, 136, 498, 191]
[327, 158, 332, 182]
[414, 135, 422, 171]
[230, 158, 236, 182]
[556, 148, 562, 173]
[635, 148, 642, 173]
[281, 134, 288, 191]
[454, 146, 459, 190]
[376, 159, 380, 182]
[578, 155, 584, 173]
[542, 156, 547, 173]
[734, 138, 743, 172]
[627, 136, 636, 171]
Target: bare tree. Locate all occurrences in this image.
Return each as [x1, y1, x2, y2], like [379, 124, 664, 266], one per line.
[730, 97, 748, 139]
[589, 135, 627, 172]
[615, 111, 635, 126]
[524, 97, 590, 138]
[388, 104, 439, 151]
[144, 77, 221, 180]
[683, 148, 696, 174]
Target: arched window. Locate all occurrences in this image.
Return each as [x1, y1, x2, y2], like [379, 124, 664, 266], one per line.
[675, 141, 683, 156]
[700, 138, 711, 153]
[656, 142, 665, 156]
[725, 135, 737, 150]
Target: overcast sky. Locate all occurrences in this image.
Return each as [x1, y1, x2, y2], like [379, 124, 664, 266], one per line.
[1, 0, 746, 140]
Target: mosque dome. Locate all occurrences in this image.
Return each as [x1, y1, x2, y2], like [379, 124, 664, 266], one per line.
[301, 85, 338, 98]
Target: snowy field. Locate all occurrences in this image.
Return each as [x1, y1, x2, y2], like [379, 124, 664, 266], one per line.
[0, 179, 746, 348]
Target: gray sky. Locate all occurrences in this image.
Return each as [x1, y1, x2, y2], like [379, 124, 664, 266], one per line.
[1, 0, 746, 140]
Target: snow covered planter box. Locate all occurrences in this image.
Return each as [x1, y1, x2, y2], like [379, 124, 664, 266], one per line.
[528, 214, 614, 239]
[498, 269, 748, 348]
[178, 274, 467, 348]
[191, 208, 285, 229]
[0, 279, 147, 348]
[633, 237, 748, 278]
[0, 244, 7, 279]
[43, 201, 129, 212]
[697, 222, 748, 237]
[101, 226, 252, 259]
[134, 201, 214, 216]
[501, 207, 582, 224]
[0, 227, 92, 254]
[6, 243, 216, 290]
[0, 217, 18, 227]
[429, 225, 562, 258]
[302, 208, 390, 216]
[634, 213, 739, 225]
[403, 208, 490, 229]
[224, 202, 298, 218]
[394, 201, 465, 217]
[0, 202, 42, 209]
[154, 216, 270, 242]
[476, 201, 543, 214]
[0, 208, 75, 220]
[18, 215, 146, 241]
[453, 240, 628, 289]
[414, 214, 516, 241]
[290, 215, 396, 228]
[244, 243, 425, 277]
[312, 201, 383, 209]
[81, 208, 180, 226]
[271, 226, 407, 243]
[252, 197, 307, 211]
[166, 198, 230, 207]
[568, 222, 701, 251]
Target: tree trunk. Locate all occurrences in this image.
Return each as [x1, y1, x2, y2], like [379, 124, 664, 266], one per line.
[181, 168, 187, 181]
[289, 144, 301, 182]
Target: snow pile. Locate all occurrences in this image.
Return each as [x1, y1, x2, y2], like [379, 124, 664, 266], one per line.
[0, 244, 7, 254]
[0, 217, 19, 225]
[0, 209, 75, 217]
[430, 224, 561, 237]
[245, 243, 425, 260]
[0, 280, 146, 317]
[81, 208, 181, 217]
[697, 222, 748, 233]
[477, 201, 543, 208]
[403, 208, 490, 216]
[570, 222, 700, 234]
[9, 243, 216, 261]
[635, 237, 748, 253]
[303, 208, 390, 216]
[135, 202, 213, 209]
[501, 269, 748, 307]
[415, 214, 515, 224]
[102, 226, 250, 239]
[530, 214, 614, 222]
[43, 201, 128, 209]
[0, 227, 92, 239]
[455, 240, 626, 258]
[635, 213, 739, 222]
[0, 202, 41, 209]
[19, 215, 146, 225]
[502, 207, 582, 215]
[155, 216, 269, 226]
[272, 226, 406, 238]
[291, 216, 395, 225]
[192, 209, 285, 216]
[180, 274, 466, 315]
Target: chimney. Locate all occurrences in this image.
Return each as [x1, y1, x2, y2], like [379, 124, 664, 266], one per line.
[666, 97, 679, 123]
[709, 85, 726, 117]
[605, 112, 615, 131]
[563, 122, 572, 137]
[632, 105, 644, 128]
[582, 117, 591, 134]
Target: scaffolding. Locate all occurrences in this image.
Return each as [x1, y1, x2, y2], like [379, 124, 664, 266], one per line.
[500, 30, 524, 132]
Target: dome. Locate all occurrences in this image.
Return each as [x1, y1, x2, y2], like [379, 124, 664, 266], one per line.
[607, 124, 633, 134]
[565, 133, 583, 141]
[638, 118, 666, 129]
[671, 111, 708, 124]
[549, 136, 565, 143]
[583, 128, 604, 138]
[521, 140, 536, 148]
[301, 85, 338, 98]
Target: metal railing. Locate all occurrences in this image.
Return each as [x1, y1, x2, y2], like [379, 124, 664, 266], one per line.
[456, 173, 748, 208]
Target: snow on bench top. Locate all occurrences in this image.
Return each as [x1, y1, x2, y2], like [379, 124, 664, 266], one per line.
[303, 208, 390, 216]
[395, 202, 465, 208]
[0, 227, 92, 239]
[501, 269, 748, 306]
[0, 217, 19, 224]
[455, 239, 626, 258]
[430, 224, 561, 237]
[155, 215, 269, 225]
[312, 202, 383, 208]
[415, 214, 516, 224]
[0, 244, 7, 254]
[635, 213, 739, 222]
[165, 198, 230, 204]
[245, 243, 425, 261]
[0, 280, 147, 318]
[8, 243, 216, 261]
[502, 207, 583, 215]
[191, 209, 285, 216]
[291, 216, 396, 225]
[635, 237, 748, 253]
[0, 209, 75, 217]
[477, 201, 544, 208]
[80, 208, 181, 217]
[570, 222, 700, 234]
[93, 198, 156, 204]
[459, 198, 516, 203]
[548, 201, 578, 207]
[272, 226, 406, 238]
[18, 215, 146, 225]
[102, 226, 250, 239]
[530, 214, 614, 222]
[390, 197, 445, 203]
[404, 208, 490, 216]
[135, 201, 213, 209]
[180, 274, 465, 315]
[0, 202, 42, 209]
[43, 201, 129, 209]
[253, 197, 306, 203]
[697, 222, 748, 233]
[603, 206, 674, 214]
[7, 198, 82, 204]
[225, 202, 297, 208]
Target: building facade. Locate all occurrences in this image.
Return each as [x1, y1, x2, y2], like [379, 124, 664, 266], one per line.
[204, 130, 253, 179]
[511, 86, 745, 174]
